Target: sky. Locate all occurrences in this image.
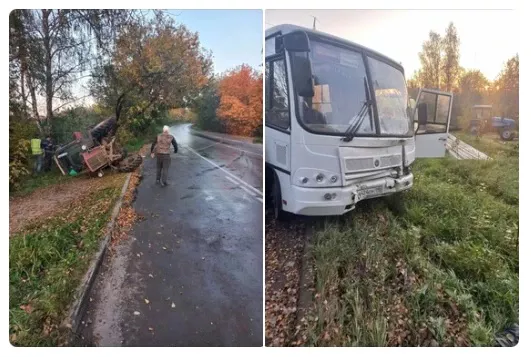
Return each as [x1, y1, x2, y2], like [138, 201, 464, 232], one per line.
[168, 9, 263, 73]
[62, 9, 263, 110]
[265, 9, 518, 81]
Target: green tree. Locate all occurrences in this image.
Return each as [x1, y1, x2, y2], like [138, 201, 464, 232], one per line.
[90, 12, 213, 134]
[493, 54, 519, 121]
[455, 69, 490, 127]
[418, 31, 443, 89]
[11, 10, 132, 127]
[442, 22, 460, 92]
[194, 76, 224, 133]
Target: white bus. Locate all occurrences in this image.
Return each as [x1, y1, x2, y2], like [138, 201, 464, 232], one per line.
[264, 24, 453, 219]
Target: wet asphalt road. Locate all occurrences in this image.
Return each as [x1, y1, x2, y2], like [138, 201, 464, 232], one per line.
[80, 124, 263, 346]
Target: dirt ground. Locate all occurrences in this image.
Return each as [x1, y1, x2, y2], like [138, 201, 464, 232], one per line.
[265, 211, 308, 346]
[9, 174, 125, 236]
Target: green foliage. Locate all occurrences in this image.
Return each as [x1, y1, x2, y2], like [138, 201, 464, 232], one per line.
[9, 117, 39, 190]
[194, 77, 225, 133]
[453, 132, 519, 161]
[9, 178, 125, 346]
[89, 12, 213, 134]
[9, 139, 31, 190]
[51, 107, 104, 145]
[304, 156, 518, 346]
[493, 55, 519, 121]
[12, 169, 73, 198]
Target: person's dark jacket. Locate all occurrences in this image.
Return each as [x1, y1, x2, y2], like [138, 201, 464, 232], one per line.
[41, 139, 54, 155]
[151, 135, 178, 154]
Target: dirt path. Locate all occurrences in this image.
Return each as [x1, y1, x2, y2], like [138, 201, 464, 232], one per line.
[9, 175, 124, 236]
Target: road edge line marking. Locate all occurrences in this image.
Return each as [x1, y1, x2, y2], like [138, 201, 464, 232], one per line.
[185, 145, 263, 197]
[214, 141, 263, 158]
[225, 176, 263, 203]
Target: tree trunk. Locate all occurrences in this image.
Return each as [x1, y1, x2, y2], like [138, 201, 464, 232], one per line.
[27, 69, 40, 119]
[42, 10, 53, 125]
[19, 60, 27, 120]
[18, 17, 28, 120]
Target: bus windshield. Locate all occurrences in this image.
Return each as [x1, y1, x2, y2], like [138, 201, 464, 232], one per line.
[296, 39, 412, 137]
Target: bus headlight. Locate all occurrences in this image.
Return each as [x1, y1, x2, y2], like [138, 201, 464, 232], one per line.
[293, 169, 341, 187]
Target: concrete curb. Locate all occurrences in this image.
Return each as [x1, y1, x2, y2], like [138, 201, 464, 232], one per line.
[189, 128, 262, 149]
[66, 171, 133, 336]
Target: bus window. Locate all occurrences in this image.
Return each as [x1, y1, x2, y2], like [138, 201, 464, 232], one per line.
[312, 84, 332, 114]
[265, 58, 290, 130]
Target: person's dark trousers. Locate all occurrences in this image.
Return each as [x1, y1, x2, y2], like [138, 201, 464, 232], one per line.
[156, 153, 171, 184]
[43, 153, 53, 171]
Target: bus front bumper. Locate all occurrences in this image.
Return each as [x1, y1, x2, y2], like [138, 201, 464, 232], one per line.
[288, 173, 414, 216]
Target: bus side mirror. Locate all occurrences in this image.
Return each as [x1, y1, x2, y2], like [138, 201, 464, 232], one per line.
[291, 53, 314, 98]
[417, 102, 428, 126]
[282, 31, 314, 98]
[282, 31, 310, 52]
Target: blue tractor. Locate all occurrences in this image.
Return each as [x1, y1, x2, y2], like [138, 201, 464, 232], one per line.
[469, 105, 517, 141]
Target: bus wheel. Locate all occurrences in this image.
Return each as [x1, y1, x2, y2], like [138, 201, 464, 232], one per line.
[272, 174, 289, 221]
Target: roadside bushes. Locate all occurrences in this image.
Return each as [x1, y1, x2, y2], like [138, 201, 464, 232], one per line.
[9, 117, 38, 190]
[52, 107, 105, 145]
[195, 77, 225, 133]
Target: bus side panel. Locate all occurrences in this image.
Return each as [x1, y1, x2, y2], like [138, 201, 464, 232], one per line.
[275, 168, 296, 214]
[264, 127, 291, 173]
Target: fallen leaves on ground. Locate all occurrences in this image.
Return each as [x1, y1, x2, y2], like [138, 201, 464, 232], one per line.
[109, 146, 148, 250]
[9, 174, 125, 236]
[265, 212, 307, 347]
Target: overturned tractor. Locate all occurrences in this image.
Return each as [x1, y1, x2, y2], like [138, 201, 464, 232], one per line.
[53, 117, 142, 177]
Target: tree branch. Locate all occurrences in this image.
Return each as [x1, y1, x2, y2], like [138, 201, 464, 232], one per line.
[52, 94, 92, 112]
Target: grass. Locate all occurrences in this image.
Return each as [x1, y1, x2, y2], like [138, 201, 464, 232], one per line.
[253, 137, 263, 144]
[452, 131, 519, 159]
[11, 168, 72, 198]
[9, 173, 127, 346]
[302, 149, 518, 346]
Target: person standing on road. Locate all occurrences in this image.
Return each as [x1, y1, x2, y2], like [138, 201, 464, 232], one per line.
[150, 125, 178, 187]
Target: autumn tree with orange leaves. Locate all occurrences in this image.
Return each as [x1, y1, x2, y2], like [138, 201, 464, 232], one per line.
[90, 12, 212, 134]
[216, 64, 262, 137]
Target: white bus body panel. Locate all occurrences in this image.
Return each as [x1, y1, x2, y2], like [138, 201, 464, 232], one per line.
[265, 25, 453, 216]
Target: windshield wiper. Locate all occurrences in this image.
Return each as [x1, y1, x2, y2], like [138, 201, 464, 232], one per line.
[342, 77, 373, 142]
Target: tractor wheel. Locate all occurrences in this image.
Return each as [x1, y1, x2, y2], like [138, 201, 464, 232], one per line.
[117, 154, 142, 172]
[500, 130, 514, 141]
[111, 141, 127, 161]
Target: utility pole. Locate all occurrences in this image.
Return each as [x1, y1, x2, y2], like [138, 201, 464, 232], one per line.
[311, 15, 317, 30]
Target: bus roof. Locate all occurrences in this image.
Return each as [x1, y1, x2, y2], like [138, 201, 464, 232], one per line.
[266, 24, 404, 72]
